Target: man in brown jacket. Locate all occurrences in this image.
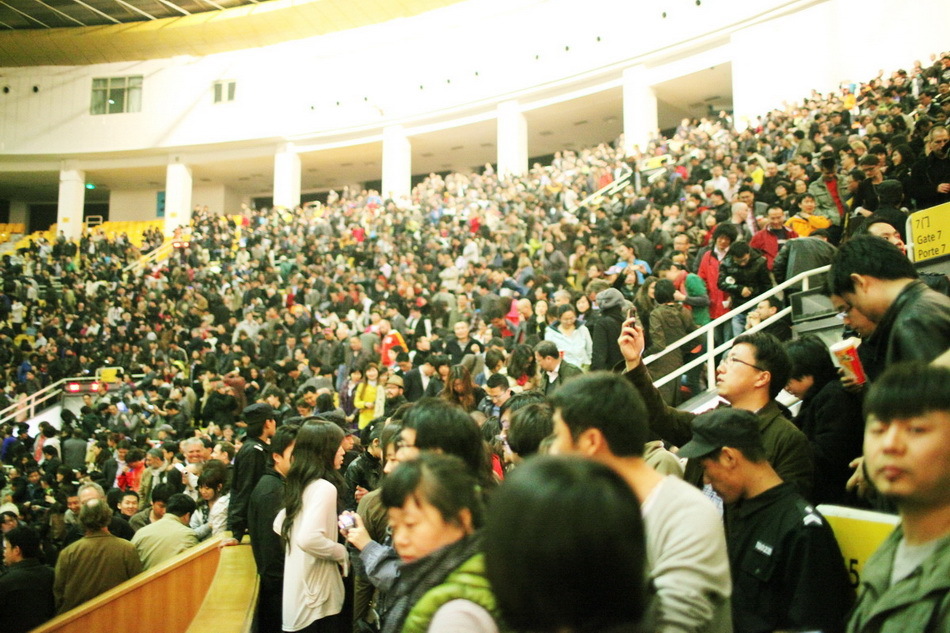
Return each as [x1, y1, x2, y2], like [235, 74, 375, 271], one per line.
[53, 498, 142, 613]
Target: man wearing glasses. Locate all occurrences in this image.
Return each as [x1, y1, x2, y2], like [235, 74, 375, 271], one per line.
[908, 125, 950, 210]
[828, 236, 950, 383]
[619, 322, 814, 498]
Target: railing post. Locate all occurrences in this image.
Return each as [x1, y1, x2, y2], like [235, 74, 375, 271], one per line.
[706, 325, 716, 390]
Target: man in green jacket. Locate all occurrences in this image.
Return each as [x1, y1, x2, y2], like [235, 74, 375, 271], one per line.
[847, 362, 950, 633]
[620, 322, 814, 498]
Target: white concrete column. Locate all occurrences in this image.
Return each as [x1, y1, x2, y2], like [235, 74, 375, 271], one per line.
[496, 100, 528, 177]
[165, 160, 193, 236]
[273, 143, 302, 209]
[622, 65, 658, 157]
[382, 125, 412, 200]
[57, 167, 85, 241]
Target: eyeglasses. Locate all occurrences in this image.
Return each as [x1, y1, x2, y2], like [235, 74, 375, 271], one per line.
[720, 355, 765, 371]
[835, 304, 854, 320]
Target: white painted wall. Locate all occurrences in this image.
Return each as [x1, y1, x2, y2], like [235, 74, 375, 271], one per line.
[192, 184, 227, 215]
[731, 0, 950, 127]
[222, 187, 244, 216]
[109, 189, 161, 221]
[0, 0, 825, 156]
[109, 183, 239, 221]
[9, 200, 28, 225]
[0, 0, 946, 162]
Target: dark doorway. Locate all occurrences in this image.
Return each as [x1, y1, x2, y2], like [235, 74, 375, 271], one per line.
[28, 204, 58, 233]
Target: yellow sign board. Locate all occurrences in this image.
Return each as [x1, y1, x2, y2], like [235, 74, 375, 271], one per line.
[908, 202, 950, 262]
[817, 504, 900, 588]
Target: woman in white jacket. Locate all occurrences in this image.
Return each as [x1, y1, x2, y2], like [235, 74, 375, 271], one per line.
[275, 421, 348, 632]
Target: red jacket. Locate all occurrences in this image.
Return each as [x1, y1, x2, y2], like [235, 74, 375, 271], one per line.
[750, 227, 798, 270]
[697, 249, 729, 319]
[117, 463, 144, 492]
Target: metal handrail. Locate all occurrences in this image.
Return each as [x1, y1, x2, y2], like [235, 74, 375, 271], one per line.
[0, 377, 101, 428]
[123, 238, 175, 274]
[569, 170, 633, 211]
[644, 265, 832, 389]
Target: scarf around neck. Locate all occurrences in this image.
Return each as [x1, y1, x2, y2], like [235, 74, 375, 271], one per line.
[381, 533, 482, 633]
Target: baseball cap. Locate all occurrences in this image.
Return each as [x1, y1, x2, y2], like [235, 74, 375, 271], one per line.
[243, 402, 276, 426]
[677, 409, 764, 459]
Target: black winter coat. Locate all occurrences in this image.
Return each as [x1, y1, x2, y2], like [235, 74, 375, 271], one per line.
[590, 307, 625, 371]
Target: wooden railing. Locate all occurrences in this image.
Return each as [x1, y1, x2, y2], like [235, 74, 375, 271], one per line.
[187, 543, 259, 633]
[33, 537, 259, 633]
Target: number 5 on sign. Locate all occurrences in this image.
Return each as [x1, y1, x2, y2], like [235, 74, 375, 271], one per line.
[818, 505, 900, 588]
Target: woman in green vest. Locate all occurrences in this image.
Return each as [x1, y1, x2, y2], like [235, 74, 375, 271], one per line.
[379, 453, 500, 633]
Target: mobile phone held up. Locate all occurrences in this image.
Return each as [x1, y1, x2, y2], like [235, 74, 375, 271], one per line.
[626, 306, 639, 327]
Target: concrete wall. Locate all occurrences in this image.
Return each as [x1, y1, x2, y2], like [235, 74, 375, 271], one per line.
[109, 189, 161, 221]
[731, 0, 950, 127]
[9, 200, 28, 226]
[0, 0, 872, 157]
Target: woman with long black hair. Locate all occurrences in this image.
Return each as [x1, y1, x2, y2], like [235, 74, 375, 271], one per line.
[440, 364, 486, 413]
[275, 421, 348, 633]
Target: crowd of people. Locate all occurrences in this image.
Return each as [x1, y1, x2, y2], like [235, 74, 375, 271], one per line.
[0, 51, 949, 633]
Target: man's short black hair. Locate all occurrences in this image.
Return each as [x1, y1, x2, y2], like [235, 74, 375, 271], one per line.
[534, 340, 559, 359]
[548, 372, 648, 457]
[485, 373, 509, 390]
[403, 399, 490, 485]
[484, 349, 506, 373]
[4, 525, 42, 559]
[712, 223, 739, 244]
[729, 242, 751, 258]
[785, 335, 837, 386]
[653, 258, 679, 274]
[166, 493, 197, 517]
[864, 362, 950, 423]
[507, 403, 554, 458]
[428, 354, 451, 371]
[272, 423, 300, 458]
[828, 236, 917, 296]
[499, 391, 546, 421]
[732, 332, 791, 400]
[150, 483, 175, 505]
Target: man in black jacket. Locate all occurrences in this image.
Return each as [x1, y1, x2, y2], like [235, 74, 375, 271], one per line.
[718, 242, 772, 338]
[0, 525, 55, 633]
[402, 355, 448, 402]
[535, 341, 584, 396]
[247, 423, 298, 633]
[228, 403, 276, 544]
[828, 236, 950, 381]
[590, 288, 626, 371]
[678, 409, 853, 633]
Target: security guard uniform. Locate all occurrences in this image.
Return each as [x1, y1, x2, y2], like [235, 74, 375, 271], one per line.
[726, 482, 854, 633]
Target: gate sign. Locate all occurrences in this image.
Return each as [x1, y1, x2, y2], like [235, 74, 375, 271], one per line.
[907, 202, 950, 262]
[817, 504, 899, 589]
